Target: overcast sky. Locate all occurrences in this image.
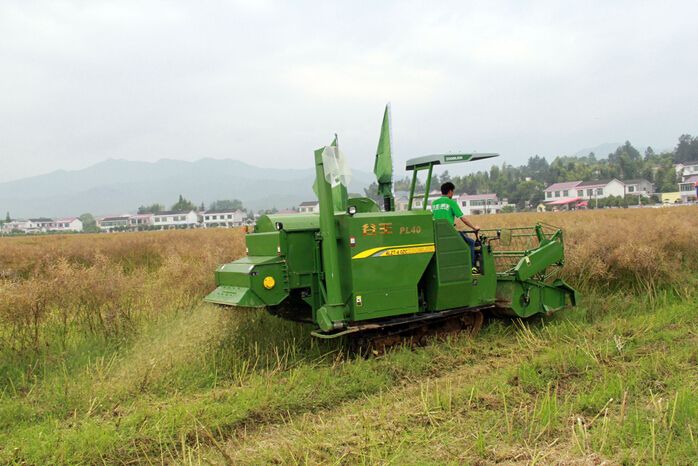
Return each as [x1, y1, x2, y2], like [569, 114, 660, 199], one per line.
[1, 0, 697, 182]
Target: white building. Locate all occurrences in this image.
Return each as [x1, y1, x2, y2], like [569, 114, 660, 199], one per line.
[27, 218, 54, 232]
[545, 179, 626, 202]
[457, 194, 513, 215]
[202, 210, 246, 227]
[128, 213, 154, 230]
[623, 179, 654, 197]
[411, 191, 510, 214]
[574, 179, 626, 199]
[544, 181, 582, 201]
[1, 220, 32, 233]
[679, 175, 698, 202]
[152, 210, 199, 229]
[51, 217, 83, 232]
[97, 215, 131, 231]
[298, 201, 320, 213]
[411, 190, 441, 209]
[394, 195, 410, 211]
[675, 161, 698, 181]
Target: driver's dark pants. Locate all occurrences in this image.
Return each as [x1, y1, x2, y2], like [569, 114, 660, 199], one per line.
[459, 232, 476, 267]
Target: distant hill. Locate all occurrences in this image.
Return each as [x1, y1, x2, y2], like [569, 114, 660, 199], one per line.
[0, 158, 374, 218]
[573, 143, 623, 157]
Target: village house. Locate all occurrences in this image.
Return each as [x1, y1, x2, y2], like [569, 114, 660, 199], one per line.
[678, 175, 698, 202]
[543, 181, 582, 201]
[202, 209, 246, 227]
[27, 218, 54, 232]
[152, 210, 199, 229]
[623, 179, 654, 197]
[50, 217, 83, 232]
[298, 201, 320, 213]
[1, 220, 32, 233]
[457, 193, 513, 215]
[1, 217, 83, 234]
[411, 190, 441, 209]
[129, 213, 154, 230]
[545, 179, 629, 202]
[97, 215, 131, 231]
[575, 179, 627, 199]
[412, 191, 510, 215]
[675, 161, 698, 181]
[394, 195, 410, 211]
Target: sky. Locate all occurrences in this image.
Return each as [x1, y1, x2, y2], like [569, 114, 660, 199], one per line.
[1, 0, 697, 182]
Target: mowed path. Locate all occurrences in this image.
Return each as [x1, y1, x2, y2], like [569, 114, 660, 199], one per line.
[200, 297, 698, 465]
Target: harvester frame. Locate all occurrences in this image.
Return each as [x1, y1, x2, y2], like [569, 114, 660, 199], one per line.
[205, 106, 577, 343]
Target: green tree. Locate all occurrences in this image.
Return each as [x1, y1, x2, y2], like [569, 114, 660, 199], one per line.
[79, 213, 99, 233]
[644, 146, 655, 160]
[511, 180, 544, 209]
[171, 195, 196, 212]
[5, 212, 10, 223]
[209, 199, 245, 211]
[137, 203, 164, 214]
[674, 134, 698, 163]
[609, 141, 642, 179]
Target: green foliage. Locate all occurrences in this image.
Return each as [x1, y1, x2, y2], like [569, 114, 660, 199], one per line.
[4, 211, 10, 223]
[137, 203, 164, 214]
[674, 134, 698, 163]
[78, 213, 99, 233]
[209, 199, 245, 212]
[170, 195, 196, 213]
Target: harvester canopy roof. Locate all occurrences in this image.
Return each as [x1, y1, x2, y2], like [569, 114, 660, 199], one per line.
[405, 153, 499, 170]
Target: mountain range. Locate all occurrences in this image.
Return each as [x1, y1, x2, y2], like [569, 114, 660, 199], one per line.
[0, 158, 374, 218]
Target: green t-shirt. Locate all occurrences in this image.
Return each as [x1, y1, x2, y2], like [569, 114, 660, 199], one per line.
[431, 196, 463, 225]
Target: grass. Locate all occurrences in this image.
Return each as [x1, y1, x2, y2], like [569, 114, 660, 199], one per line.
[1, 208, 697, 464]
[2, 294, 694, 464]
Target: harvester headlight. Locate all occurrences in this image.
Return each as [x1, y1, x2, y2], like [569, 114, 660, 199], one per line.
[263, 276, 276, 289]
[347, 205, 357, 216]
[274, 222, 284, 231]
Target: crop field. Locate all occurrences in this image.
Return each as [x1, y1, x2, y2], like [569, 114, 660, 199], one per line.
[1, 207, 697, 464]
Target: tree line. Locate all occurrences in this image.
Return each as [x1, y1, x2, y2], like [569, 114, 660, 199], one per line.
[136, 195, 247, 214]
[364, 134, 698, 209]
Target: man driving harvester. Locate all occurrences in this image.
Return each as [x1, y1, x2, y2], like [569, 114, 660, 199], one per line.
[431, 182, 481, 271]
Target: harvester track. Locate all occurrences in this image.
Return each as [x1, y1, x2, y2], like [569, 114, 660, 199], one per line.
[345, 306, 489, 356]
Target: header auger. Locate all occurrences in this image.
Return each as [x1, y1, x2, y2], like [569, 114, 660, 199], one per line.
[205, 105, 577, 349]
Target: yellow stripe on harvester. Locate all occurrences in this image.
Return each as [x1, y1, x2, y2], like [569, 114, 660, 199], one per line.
[352, 243, 435, 259]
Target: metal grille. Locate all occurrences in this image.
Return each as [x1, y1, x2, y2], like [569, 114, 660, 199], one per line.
[479, 223, 561, 274]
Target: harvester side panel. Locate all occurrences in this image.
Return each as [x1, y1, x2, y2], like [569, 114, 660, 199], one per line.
[247, 231, 286, 256]
[423, 220, 497, 312]
[284, 230, 320, 288]
[344, 211, 434, 321]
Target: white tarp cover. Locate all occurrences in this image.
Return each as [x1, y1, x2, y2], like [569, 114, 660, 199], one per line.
[321, 146, 351, 187]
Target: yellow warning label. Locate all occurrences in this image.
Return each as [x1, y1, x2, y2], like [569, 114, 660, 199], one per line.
[352, 243, 435, 259]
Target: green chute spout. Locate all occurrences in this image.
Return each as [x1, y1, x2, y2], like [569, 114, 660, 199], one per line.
[374, 103, 394, 211]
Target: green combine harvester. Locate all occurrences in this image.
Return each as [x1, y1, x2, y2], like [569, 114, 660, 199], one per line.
[205, 106, 577, 348]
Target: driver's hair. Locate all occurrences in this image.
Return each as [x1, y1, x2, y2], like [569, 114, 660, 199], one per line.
[440, 182, 455, 195]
